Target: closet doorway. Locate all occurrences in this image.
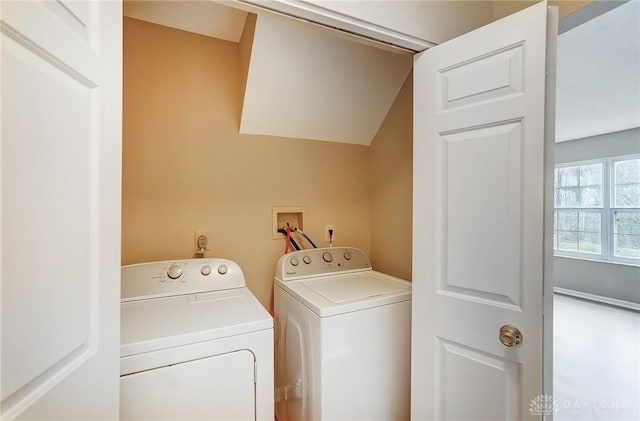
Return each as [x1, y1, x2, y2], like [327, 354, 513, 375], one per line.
[552, 1, 640, 419]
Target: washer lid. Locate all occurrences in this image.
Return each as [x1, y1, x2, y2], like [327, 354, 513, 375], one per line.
[277, 271, 411, 317]
[120, 287, 272, 358]
[304, 273, 404, 303]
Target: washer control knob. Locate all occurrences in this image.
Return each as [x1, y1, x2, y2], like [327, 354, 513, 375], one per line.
[290, 257, 299, 267]
[343, 251, 352, 261]
[201, 265, 212, 276]
[303, 255, 312, 264]
[322, 252, 333, 263]
[218, 264, 228, 275]
[167, 264, 183, 279]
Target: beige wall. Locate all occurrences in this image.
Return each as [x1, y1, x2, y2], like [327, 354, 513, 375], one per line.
[122, 18, 372, 310]
[493, 0, 592, 20]
[369, 73, 413, 281]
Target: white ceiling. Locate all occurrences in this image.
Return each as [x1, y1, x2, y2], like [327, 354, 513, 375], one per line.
[556, 0, 640, 142]
[123, 0, 248, 42]
[239, 13, 413, 145]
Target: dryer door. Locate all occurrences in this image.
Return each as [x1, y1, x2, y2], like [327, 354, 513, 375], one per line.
[121, 350, 255, 420]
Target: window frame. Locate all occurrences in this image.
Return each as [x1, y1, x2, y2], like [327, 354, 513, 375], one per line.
[553, 153, 640, 266]
[554, 158, 606, 259]
[609, 154, 640, 265]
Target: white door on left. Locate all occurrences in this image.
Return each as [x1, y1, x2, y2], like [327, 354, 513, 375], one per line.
[1, 1, 122, 419]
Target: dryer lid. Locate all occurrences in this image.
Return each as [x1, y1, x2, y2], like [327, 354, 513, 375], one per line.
[120, 287, 272, 358]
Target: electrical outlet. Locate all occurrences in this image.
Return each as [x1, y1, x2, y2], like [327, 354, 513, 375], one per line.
[194, 229, 209, 251]
[324, 225, 335, 242]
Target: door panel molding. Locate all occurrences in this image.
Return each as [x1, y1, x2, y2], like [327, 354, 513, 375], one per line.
[0, 22, 96, 89]
[439, 122, 524, 309]
[1, 29, 100, 418]
[436, 338, 522, 420]
[438, 42, 524, 111]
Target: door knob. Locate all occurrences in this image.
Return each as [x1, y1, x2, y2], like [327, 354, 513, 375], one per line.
[499, 325, 523, 347]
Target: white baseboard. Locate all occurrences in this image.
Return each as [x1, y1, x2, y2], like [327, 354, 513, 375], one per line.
[554, 287, 640, 312]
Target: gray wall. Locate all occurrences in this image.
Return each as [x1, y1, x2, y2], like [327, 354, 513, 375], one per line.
[555, 127, 640, 163]
[554, 127, 640, 304]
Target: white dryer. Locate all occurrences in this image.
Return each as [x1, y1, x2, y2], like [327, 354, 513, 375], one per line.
[274, 247, 411, 421]
[120, 258, 273, 420]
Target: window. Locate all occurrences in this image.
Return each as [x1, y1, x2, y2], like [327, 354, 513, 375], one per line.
[612, 158, 640, 259]
[554, 163, 603, 254]
[554, 155, 640, 264]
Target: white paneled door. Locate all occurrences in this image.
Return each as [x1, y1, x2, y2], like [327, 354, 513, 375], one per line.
[1, 1, 122, 419]
[412, 2, 556, 420]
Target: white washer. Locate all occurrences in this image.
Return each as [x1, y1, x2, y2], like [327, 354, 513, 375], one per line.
[120, 258, 273, 420]
[274, 247, 411, 421]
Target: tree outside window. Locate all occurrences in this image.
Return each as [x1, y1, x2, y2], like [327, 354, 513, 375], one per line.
[554, 155, 639, 264]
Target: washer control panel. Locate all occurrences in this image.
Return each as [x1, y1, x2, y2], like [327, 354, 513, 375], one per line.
[276, 247, 371, 281]
[121, 258, 245, 302]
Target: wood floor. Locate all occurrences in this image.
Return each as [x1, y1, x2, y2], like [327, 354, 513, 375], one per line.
[553, 294, 640, 420]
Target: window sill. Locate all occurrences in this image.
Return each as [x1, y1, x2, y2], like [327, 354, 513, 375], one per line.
[553, 254, 640, 268]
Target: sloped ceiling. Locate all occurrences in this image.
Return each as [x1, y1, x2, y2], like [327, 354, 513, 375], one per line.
[556, 0, 640, 142]
[239, 13, 413, 145]
[123, 1, 413, 146]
